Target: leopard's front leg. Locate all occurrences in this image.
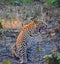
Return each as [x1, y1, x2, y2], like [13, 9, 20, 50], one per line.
[11, 43, 20, 60]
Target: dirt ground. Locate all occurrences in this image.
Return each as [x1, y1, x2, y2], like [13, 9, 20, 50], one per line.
[0, 2, 60, 64]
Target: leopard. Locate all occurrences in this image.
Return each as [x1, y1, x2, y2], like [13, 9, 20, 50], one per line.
[11, 20, 37, 63]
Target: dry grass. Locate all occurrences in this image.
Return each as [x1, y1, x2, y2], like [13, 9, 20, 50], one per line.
[1, 19, 23, 29]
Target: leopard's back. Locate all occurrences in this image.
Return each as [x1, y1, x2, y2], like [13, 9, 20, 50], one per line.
[17, 22, 36, 51]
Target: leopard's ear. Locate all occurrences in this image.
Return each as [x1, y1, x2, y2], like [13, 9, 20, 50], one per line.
[34, 19, 38, 24]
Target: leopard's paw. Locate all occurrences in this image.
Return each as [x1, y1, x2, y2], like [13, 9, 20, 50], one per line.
[12, 51, 20, 60]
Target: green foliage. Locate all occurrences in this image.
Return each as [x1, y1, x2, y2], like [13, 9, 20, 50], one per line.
[4, 0, 10, 3]
[22, 0, 33, 3]
[4, 0, 21, 5]
[43, 54, 60, 64]
[57, 54, 60, 60]
[43, 55, 52, 59]
[4, 60, 11, 64]
[45, 0, 60, 7]
[36, 47, 41, 51]
[4, 0, 33, 5]
[0, 18, 2, 25]
[0, 18, 2, 28]
[0, 30, 3, 36]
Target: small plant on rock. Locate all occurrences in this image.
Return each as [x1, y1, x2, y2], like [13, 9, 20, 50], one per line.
[4, 59, 11, 64]
[43, 50, 60, 64]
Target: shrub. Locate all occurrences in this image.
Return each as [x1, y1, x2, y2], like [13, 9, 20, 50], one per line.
[22, 0, 33, 3]
[4, 0, 33, 5]
[43, 54, 60, 64]
[45, 0, 60, 7]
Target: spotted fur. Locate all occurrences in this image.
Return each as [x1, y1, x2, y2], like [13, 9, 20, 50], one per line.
[11, 21, 37, 63]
